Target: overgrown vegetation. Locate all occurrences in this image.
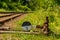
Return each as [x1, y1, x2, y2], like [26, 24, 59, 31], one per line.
[0, 0, 59, 12]
[0, 0, 40, 12]
[0, 0, 60, 40]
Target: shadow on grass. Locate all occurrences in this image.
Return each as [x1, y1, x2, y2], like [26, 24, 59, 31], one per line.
[48, 30, 60, 39]
[0, 30, 60, 39]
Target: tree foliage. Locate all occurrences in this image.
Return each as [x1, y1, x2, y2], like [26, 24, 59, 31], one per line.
[0, 0, 59, 12]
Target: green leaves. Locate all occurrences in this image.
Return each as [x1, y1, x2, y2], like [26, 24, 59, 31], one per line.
[0, 0, 59, 12]
[49, 15, 55, 23]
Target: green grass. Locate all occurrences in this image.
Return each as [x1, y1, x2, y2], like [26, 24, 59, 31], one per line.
[0, 3, 60, 40]
[0, 10, 60, 40]
[16, 9, 60, 33]
[0, 0, 60, 40]
[0, 32, 60, 40]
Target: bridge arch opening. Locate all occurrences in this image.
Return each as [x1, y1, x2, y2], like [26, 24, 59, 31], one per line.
[22, 21, 32, 31]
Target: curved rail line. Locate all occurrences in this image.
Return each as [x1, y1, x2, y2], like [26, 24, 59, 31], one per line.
[0, 14, 16, 18]
[0, 12, 28, 30]
[0, 30, 40, 34]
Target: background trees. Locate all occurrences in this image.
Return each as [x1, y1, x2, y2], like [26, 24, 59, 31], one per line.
[0, 0, 59, 12]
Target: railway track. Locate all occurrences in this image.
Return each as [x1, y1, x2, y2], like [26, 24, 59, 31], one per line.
[0, 12, 40, 34]
[0, 30, 40, 34]
[0, 12, 27, 22]
[0, 12, 27, 30]
[0, 12, 39, 35]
